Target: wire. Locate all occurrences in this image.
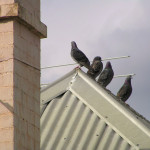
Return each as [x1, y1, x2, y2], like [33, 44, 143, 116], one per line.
[113, 73, 136, 78]
[41, 55, 130, 70]
[41, 73, 135, 86]
[41, 63, 77, 69]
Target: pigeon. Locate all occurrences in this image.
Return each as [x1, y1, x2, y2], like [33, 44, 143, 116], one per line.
[71, 41, 91, 69]
[87, 56, 103, 79]
[117, 75, 132, 102]
[97, 61, 114, 87]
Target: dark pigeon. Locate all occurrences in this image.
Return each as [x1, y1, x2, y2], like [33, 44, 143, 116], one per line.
[87, 56, 103, 79]
[71, 41, 91, 69]
[97, 61, 114, 87]
[117, 75, 132, 102]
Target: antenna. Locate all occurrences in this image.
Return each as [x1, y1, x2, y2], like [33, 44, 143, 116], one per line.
[114, 73, 136, 78]
[41, 55, 130, 70]
[41, 73, 135, 87]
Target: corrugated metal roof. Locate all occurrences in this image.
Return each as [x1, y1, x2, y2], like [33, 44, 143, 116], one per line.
[41, 69, 150, 150]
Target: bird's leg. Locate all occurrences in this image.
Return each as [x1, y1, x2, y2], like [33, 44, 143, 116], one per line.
[75, 64, 82, 69]
[75, 66, 81, 69]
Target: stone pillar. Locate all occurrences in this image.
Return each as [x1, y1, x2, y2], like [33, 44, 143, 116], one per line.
[0, 1, 47, 149]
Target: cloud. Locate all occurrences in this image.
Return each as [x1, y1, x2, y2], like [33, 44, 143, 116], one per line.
[41, 0, 150, 120]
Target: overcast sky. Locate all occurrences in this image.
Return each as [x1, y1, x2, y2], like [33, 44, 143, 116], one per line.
[41, 0, 150, 120]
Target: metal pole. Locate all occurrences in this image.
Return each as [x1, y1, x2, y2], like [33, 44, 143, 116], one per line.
[114, 73, 136, 78]
[41, 55, 130, 69]
[41, 73, 135, 86]
[102, 56, 130, 61]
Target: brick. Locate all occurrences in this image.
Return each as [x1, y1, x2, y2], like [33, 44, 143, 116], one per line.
[29, 69, 40, 86]
[0, 142, 14, 150]
[14, 102, 30, 122]
[0, 3, 47, 38]
[0, 21, 13, 33]
[0, 87, 13, 101]
[29, 110, 35, 125]
[18, 0, 40, 17]
[23, 107, 30, 121]
[14, 116, 28, 134]
[15, 144, 26, 150]
[0, 3, 18, 18]
[14, 74, 23, 89]
[14, 74, 36, 98]
[14, 34, 29, 53]
[0, 32, 14, 46]
[19, 134, 26, 150]
[0, 127, 14, 142]
[0, 113, 13, 129]
[14, 46, 33, 69]
[27, 96, 35, 112]
[24, 82, 34, 98]
[14, 102, 22, 117]
[31, 0, 40, 10]
[14, 42, 40, 68]
[35, 141, 40, 150]
[0, 59, 14, 73]
[0, 72, 13, 87]
[21, 119, 28, 134]
[14, 60, 36, 81]
[27, 135, 34, 150]
[22, 91, 28, 107]
[14, 24, 40, 49]
[13, 20, 21, 36]
[23, 131, 28, 148]
[0, 0, 42, 149]
[0, 0, 15, 5]
[20, 106, 27, 121]
[20, 119, 28, 134]
[34, 100, 40, 115]
[0, 100, 14, 114]
[33, 86, 40, 100]
[35, 114, 40, 128]
[14, 48, 40, 75]
[13, 87, 22, 104]
[34, 127, 40, 142]
[19, 133, 25, 148]
[0, 45, 13, 60]
[28, 123, 35, 138]
[15, 129, 25, 150]
[20, 21, 37, 42]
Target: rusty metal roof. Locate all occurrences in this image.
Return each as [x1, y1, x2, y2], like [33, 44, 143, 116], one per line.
[40, 69, 150, 150]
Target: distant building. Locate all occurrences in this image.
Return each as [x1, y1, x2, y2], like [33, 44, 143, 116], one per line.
[41, 69, 150, 150]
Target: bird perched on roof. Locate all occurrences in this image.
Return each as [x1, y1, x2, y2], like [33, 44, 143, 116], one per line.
[117, 75, 132, 102]
[71, 41, 91, 69]
[97, 61, 114, 87]
[87, 56, 103, 79]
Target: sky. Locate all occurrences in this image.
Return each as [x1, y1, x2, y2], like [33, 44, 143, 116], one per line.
[41, 0, 150, 120]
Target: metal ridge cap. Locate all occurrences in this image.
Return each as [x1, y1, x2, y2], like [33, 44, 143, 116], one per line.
[41, 69, 76, 92]
[77, 69, 150, 137]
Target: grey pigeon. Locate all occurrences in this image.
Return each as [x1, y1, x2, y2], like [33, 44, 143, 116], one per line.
[71, 41, 91, 69]
[87, 56, 103, 79]
[117, 75, 132, 102]
[97, 61, 114, 87]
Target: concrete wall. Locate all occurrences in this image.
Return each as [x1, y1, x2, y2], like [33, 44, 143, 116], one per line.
[0, 0, 47, 149]
[0, 20, 14, 150]
[0, 0, 15, 5]
[13, 20, 41, 150]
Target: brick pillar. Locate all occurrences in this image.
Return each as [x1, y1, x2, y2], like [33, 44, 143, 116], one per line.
[0, 1, 47, 150]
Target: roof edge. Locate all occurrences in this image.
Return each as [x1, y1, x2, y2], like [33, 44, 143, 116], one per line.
[75, 70, 150, 137]
[40, 69, 77, 104]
